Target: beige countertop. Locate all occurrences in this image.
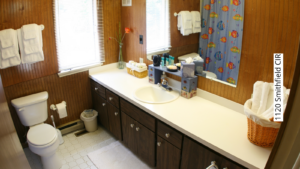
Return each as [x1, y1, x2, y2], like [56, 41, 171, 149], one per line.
[89, 63, 272, 169]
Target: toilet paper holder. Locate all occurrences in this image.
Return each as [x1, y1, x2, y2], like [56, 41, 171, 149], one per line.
[50, 101, 66, 111]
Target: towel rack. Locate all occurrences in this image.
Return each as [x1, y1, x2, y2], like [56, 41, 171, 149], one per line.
[40, 24, 45, 30]
[174, 12, 178, 17]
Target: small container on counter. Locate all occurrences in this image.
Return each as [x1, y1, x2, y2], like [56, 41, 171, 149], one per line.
[181, 61, 195, 78]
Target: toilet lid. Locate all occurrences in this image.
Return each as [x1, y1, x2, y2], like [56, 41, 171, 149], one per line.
[27, 124, 57, 146]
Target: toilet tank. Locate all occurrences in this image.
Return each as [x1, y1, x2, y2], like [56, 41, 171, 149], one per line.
[11, 91, 49, 127]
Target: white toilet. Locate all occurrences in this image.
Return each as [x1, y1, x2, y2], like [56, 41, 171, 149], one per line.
[11, 91, 62, 169]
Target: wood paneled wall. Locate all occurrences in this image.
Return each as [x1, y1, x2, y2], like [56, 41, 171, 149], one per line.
[122, 0, 300, 105]
[5, 72, 92, 143]
[0, 0, 122, 88]
[0, 0, 122, 144]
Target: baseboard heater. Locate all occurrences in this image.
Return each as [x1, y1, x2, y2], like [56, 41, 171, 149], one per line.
[57, 119, 85, 135]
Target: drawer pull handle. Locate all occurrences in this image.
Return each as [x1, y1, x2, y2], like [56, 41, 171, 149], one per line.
[136, 127, 140, 131]
[102, 103, 106, 106]
[95, 87, 98, 91]
[130, 124, 134, 128]
[109, 97, 113, 101]
[165, 133, 170, 138]
[157, 142, 161, 146]
[206, 161, 218, 169]
[114, 112, 118, 116]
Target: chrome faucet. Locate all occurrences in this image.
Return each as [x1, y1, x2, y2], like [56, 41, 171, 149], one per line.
[157, 77, 172, 92]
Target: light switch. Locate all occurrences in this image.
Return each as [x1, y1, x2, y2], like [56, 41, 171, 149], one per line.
[139, 35, 143, 44]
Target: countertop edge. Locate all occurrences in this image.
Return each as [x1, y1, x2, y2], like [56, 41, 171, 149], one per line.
[89, 75, 258, 169]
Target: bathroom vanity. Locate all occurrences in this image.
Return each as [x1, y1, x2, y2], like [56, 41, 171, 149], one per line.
[89, 64, 272, 169]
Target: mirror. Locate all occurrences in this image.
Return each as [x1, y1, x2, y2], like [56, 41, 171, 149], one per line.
[146, 0, 244, 87]
[197, 0, 244, 87]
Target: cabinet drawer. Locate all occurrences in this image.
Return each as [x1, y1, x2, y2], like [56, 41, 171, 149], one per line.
[90, 79, 106, 98]
[120, 98, 155, 132]
[106, 89, 119, 108]
[157, 121, 183, 149]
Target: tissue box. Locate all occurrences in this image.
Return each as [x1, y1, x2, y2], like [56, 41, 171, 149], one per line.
[181, 77, 198, 99]
[181, 61, 195, 78]
[193, 60, 204, 75]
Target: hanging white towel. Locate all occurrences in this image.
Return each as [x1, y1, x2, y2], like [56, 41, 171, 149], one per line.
[22, 24, 40, 55]
[191, 11, 201, 33]
[0, 29, 21, 69]
[178, 11, 192, 36]
[18, 24, 44, 64]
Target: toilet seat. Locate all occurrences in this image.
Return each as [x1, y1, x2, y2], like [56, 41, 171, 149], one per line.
[27, 124, 57, 146]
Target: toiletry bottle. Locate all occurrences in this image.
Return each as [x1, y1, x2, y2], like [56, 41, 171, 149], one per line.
[166, 56, 169, 66]
[161, 57, 165, 68]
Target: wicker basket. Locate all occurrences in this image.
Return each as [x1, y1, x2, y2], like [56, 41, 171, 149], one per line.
[126, 67, 148, 78]
[247, 118, 279, 147]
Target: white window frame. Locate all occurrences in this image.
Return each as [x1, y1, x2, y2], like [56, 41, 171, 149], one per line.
[146, 0, 171, 58]
[53, 0, 104, 77]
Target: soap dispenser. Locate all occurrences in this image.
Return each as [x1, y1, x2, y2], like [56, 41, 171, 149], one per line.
[161, 72, 168, 87]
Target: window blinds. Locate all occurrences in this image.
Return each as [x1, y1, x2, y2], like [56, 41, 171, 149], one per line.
[54, 0, 105, 71]
[146, 0, 171, 55]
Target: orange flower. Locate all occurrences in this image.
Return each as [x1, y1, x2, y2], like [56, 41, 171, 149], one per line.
[125, 27, 130, 34]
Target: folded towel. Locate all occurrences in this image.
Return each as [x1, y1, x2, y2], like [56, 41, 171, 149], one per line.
[22, 24, 41, 55]
[0, 29, 21, 69]
[0, 29, 19, 60]
[17, 25, 44, 64]
[135, 63, 147, 68]
[251, 81, 264, 113]
[261, 88, 289, 120]
[178, 11, 192, 36]
[191, 11, 201, 33]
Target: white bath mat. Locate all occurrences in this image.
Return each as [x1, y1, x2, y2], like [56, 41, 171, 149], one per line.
[88, 141, 152, 169]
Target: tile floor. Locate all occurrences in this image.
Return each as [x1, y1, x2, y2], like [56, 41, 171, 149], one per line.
[24, 126, 116, 169]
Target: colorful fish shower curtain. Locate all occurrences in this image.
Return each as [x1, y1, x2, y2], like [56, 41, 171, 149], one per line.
[199, 0, 244, 85]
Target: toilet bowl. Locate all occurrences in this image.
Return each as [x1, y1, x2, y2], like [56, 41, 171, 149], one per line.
[11, 92, 62, 169]
[27, 123, 61, 169]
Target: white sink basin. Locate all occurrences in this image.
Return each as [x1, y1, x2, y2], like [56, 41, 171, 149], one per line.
[133, 85, 179, 104]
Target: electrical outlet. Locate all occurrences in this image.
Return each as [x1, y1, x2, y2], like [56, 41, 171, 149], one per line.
[140, 58, 143, 63]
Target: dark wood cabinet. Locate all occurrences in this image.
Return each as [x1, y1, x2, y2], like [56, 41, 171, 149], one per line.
[106, 89, 120, 108]
[136, 121, 155, 167]
[121, 112, 155, 167]
[157, 121, 183, 149]
[107, 103, 122, 140]
[157, 136, 181, 169]
[121, 98, 155, 132]
[91, 79, 247, 169]
[181, 136, 246, 169]
[121, 112, 138, 154]
[91, 83, 109, 129]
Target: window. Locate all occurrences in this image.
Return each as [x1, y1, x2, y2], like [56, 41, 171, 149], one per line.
[146, 0, 171, 55]
[54, 0, 105, 75]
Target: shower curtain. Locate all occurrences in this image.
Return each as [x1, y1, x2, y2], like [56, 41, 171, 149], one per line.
[199, 0, 244, 85]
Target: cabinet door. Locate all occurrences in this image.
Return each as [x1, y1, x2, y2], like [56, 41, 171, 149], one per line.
[157, 136, 181, 169]
[181, 136, 246, 169]
[136, 122, 155, 167]
[91, 88, 109, 129]
[121, 112, 138, 154]
[107, 103, 122, 140]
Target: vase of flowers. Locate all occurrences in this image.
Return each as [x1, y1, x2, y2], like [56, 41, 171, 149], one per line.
[109, 22, 130, 69]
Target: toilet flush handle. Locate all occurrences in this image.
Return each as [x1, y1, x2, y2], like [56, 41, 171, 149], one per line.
[19, 108, 24, 111]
